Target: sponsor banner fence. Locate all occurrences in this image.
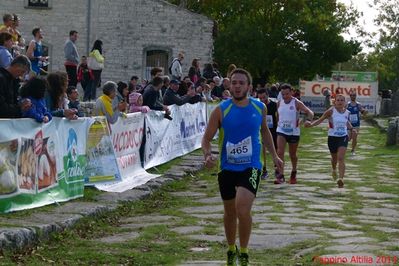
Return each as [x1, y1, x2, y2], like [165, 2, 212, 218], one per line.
[144, 103, 207, 169]
[0, 103, 210, 212]
[84, 117, 120, 185]
[95, 112, 158, 192]
[0, 118, 89, 213]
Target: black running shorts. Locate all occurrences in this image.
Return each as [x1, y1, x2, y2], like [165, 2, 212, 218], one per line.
[218, 168, 261, 200]
[277, 132, 300, 144]
[328, 135, 348, 153]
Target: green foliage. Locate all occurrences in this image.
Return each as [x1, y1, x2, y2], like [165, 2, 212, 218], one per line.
[168, 0, 360, 83]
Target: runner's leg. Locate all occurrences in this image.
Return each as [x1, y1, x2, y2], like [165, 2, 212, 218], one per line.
[223, 199, 237, 246]
[235, 187, 255, 249]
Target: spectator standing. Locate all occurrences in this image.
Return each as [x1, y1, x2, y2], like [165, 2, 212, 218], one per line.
[0, 14, 13, 33]
[26, 27, 48, 76]
[88, 40, 104, 100]
[170, 52, 184, 80]
[77, 56, 94, 101]
[20, 77, 52, 123]
[186, 81, 203, 104]
[46, 71, 78, 120]
[0, 32, 13, 68]
[188, 58, 201, 84]
[8, 14, 24, 57]
[64, 30, 79, 87]
[0, 55, 31, 118]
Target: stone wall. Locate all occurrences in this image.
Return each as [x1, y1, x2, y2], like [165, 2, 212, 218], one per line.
[0, 0, 214, 85]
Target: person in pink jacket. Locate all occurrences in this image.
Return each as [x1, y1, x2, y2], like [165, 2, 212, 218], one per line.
[129, 92, 150, 113]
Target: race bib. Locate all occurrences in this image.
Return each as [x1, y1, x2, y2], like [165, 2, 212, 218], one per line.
[349, 114, 358, 123]
[226, 136, 253, 164]
[266, 115, 273, 128]
[280, 120, 293, 133]
[335, 121, 347, 136]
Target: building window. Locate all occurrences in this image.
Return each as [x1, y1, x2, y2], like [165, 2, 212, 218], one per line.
[25, 0, 52, 9]
[144, 49, 170, 81]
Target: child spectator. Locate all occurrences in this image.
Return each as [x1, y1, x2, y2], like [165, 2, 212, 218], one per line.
[129, 92, 150, 113]
[77, 56, 94, 101]
[66, 86, 83, 117]
[20, 77, 52, 123]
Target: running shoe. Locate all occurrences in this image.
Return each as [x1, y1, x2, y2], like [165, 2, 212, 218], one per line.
[337, 179, 344, 188]
[239, 253, 249, 266]
[332, 170, 337, 181]
[289, 171, 297, 184]
[351, 150, 356, 156]
[261, 170, 269, 180]
[274, 174, 285, 184]
[226, 246, 238, 266]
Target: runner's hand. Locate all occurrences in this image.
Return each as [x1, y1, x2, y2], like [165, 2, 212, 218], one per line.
[273, 156, 284, 174]
[204, 154, 216, 169]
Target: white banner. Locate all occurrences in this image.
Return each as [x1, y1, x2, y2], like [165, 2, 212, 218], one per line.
[299, 80, 378, 113]
[144, 103, 206, 169]
[95, 113, 158, 192]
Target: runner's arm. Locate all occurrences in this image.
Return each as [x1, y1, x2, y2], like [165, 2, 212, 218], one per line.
[297, 100, 314, 121]
[201, 106, 221, 160]
[306, 108, 332, 127]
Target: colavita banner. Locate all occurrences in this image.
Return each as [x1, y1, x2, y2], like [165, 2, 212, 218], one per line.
[0, 118, 90, 213]
[299, 80, 378, 113]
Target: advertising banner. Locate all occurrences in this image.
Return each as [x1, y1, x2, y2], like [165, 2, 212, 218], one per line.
[84, 117, 120, 185]
[95, 113, 158, 192]
[299, 80, 378, 113]
[0, 118, 89, 213]
[144, 103, 206, 169]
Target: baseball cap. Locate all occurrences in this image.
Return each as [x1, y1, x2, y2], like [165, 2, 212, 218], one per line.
[170, 79, 180, 85]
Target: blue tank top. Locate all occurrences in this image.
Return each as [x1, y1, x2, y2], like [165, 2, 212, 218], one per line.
[347, 101, 361, 127]
[219, 98, 264, 171]
[31, 41, 43, 75]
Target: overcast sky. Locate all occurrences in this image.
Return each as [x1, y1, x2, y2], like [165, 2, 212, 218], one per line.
[338, 0, 379, 52]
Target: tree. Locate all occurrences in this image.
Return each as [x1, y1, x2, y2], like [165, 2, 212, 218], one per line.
[168, 0, 361, 83]
[371, 0, 399, 91]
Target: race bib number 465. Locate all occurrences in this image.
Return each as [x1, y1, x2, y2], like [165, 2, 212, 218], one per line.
[226, 136, 253, 164]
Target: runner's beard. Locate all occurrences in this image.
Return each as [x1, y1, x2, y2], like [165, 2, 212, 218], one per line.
[232, 89, 249, 101]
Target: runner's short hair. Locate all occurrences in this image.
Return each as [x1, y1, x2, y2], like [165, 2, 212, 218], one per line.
[230, 68, 252, 85]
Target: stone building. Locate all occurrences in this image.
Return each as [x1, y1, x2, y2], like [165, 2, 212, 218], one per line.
[0, 0, 214, 84]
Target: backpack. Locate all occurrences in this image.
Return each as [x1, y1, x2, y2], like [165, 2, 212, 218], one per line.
[168, 59, 179, 75]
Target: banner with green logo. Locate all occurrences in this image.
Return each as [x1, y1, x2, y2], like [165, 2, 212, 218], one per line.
[0, 118, 90, 213]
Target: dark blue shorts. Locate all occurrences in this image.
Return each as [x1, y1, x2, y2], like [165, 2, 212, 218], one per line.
[328, 136, 349, 153]
[218, 168, 261, 200]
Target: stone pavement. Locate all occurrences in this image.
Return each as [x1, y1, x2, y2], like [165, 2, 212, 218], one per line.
[1, 121, 398, 266]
